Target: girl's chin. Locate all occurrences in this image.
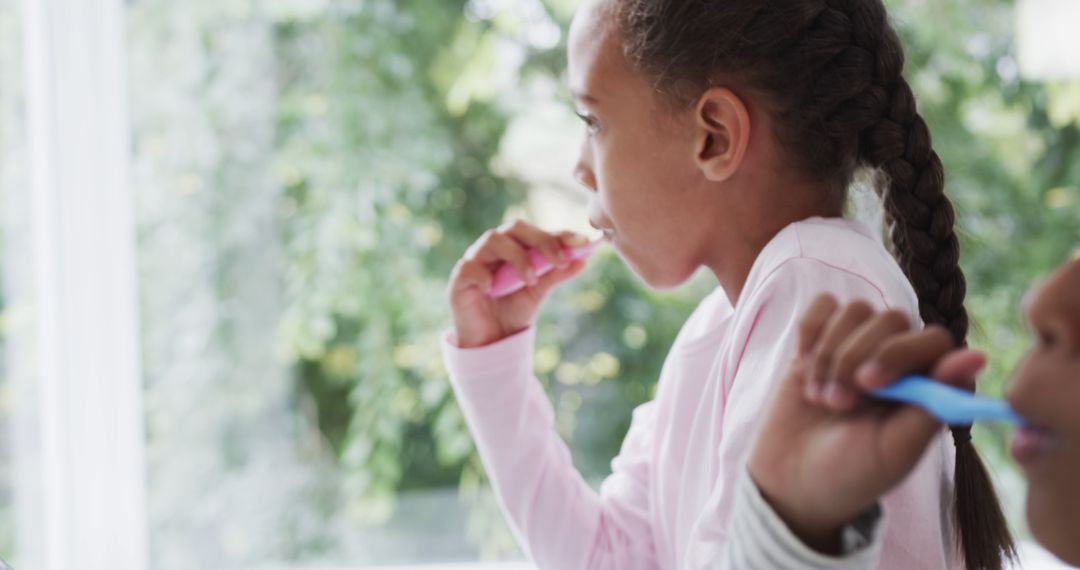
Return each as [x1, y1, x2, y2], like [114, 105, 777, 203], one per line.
[609, 238, 695, 290]
[633, 263, 694, 291]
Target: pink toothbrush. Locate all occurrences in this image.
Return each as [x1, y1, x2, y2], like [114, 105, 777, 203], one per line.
[488, 238, 606, 298]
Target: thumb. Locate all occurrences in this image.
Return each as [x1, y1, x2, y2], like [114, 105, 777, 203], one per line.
[879, 406, 943, 475]
[927, 348, 985, 391]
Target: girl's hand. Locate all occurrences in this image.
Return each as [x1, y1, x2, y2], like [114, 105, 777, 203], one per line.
[747, 295, 985, 553]
[449, 220, 590, 348]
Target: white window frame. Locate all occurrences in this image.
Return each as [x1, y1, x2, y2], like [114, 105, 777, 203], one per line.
[12, 1, 529, 568]
[14, 0, 148, 568]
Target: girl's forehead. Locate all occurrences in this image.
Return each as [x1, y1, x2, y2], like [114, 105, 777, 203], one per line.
[569, 0, 614, 40]
[567, 0, 627, 97]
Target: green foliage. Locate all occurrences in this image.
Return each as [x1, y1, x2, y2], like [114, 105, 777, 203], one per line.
[271, 0, 525, 550]
[887, 0, 1080, 470]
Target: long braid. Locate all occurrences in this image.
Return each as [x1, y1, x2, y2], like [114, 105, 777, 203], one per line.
[823, 2, 1016, 567]
[817, 0, 970, 341]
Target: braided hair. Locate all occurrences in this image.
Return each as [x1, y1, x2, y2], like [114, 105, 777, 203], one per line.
[616, 0, 1015, 567]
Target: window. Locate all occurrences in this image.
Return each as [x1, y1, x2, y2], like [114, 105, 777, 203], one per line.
[2, 0, 1079, 569]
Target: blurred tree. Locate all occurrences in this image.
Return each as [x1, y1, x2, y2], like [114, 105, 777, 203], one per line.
[886, 0, 1080, 473]
[273, 0, 528, 559]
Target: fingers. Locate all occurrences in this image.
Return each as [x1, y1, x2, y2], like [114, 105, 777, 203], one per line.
[530, 259, 588, 299]
[501, 219, 573, 268]
[822, 310, 912, 410]
[878, 404, 941, 479]
[870, 342, 987, 484]
[798, 295, 839, 357]
[555, 230, 591, 249]
[875, 351, 985, 475]
[526, 231, 595, 297]
[458, 220, 592, 297]
[852, 326, 958, 390]
[807, 300, 874, 404]
[471, 230, 538, 286]
[927, 349, 985, 391]
[449, 258, 495, 295]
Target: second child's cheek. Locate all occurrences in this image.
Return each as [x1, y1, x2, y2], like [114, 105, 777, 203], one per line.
[1053, 367, 1080, 433]
[1007, 354, 1070, 415]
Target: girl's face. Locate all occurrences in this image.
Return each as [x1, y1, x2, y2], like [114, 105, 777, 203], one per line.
[566, 0, 722, 290]
[1007, 258, 1080, 565]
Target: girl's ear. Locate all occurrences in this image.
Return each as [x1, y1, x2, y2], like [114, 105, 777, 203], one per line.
[693, 87, 751, 182]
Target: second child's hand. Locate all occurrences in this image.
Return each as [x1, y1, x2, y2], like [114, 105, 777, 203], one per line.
[747, 295, 985, 554]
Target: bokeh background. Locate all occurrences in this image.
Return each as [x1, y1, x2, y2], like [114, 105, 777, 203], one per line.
[0, 0, 1079, 568]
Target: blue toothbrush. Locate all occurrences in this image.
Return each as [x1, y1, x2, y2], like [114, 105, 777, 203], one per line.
[871, 375, 1025, 426]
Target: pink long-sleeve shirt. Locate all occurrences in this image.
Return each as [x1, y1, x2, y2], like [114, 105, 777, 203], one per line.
[442, 217, 960, 569]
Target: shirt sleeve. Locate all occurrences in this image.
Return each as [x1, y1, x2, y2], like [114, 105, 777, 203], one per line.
[441, 327, 659, 570]
[683, 257, 901, 568]
[720, 467, 884, 570]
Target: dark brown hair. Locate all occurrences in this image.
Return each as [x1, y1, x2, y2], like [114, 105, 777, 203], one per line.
[613, 0, 1015, 567]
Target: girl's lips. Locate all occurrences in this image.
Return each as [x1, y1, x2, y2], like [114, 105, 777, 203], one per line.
[589, 221, 615, 242]
[588, 214, 613, 236]
[1011, 425, 1062, 466]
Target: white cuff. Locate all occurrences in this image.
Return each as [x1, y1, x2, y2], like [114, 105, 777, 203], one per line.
[724, 468, 885, 569]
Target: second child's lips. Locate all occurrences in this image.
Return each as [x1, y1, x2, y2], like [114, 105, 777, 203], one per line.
[1011, 424, 1062, 465]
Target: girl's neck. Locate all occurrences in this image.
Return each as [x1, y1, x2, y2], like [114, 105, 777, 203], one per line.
[705, 179, 842, 305]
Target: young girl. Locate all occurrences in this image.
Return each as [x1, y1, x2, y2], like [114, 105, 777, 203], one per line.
[743, 257, 1080, 567]
[443, 0, 1012, 567]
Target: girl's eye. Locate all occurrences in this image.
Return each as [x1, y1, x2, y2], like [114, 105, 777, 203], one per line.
[575, 111, 600, 134]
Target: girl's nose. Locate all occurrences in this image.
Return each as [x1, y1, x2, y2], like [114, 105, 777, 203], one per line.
[574, 162, 597, 192]
[574, 141, 597, 192]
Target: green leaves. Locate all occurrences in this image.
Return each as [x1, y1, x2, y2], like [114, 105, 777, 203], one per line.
[272, 0, 523, 543]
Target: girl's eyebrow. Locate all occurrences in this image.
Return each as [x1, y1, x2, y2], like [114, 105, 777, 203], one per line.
[572, 90, 599, 104]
